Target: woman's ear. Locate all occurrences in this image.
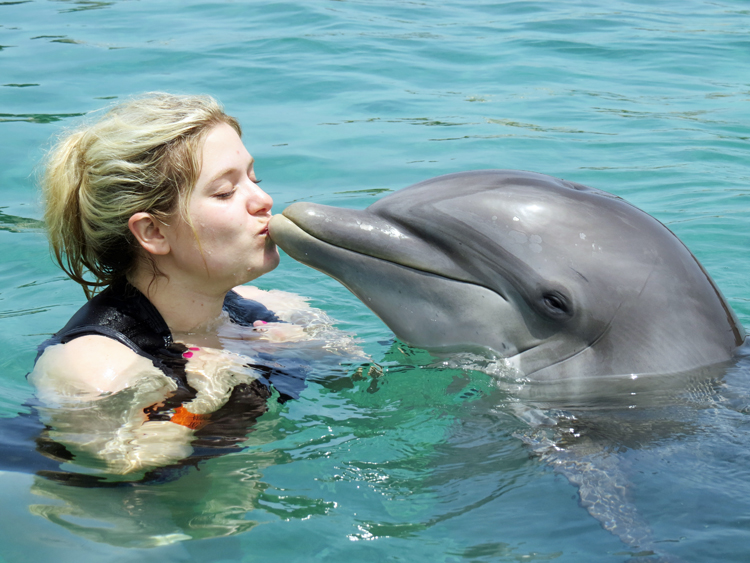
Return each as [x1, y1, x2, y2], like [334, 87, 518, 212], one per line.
[128, 212, 171, 256]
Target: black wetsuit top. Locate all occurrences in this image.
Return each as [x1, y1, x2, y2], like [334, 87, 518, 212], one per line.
[36, 280, 306, 453]
[19, 280, 310, 486]
[38, 278, 279, 373]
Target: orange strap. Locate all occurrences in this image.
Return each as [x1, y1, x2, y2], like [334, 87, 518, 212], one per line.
[170, 406, 211, 430]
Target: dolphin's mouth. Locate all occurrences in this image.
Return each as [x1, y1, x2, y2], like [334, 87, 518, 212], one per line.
[510, 325, 610, 380]
[271, 212, 512, 304]
[272, 211, 601, 371]
[269, 212, 548, 355]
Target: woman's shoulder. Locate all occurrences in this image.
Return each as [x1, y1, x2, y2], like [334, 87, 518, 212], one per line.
[30, 336, 167, 404]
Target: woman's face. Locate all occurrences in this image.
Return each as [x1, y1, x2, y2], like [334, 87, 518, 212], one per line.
[163, 122, 280, 292]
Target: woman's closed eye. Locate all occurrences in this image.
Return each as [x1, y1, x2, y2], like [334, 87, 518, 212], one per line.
[213, 187, 236, 199]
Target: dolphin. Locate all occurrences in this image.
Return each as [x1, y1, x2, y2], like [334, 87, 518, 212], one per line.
[269, 170, 745, 382]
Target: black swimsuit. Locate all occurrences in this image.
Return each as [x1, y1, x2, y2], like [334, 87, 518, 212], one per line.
[37, 279, 305, 443]
[38, 278, 279, 373]
[24, 280, 308, 486]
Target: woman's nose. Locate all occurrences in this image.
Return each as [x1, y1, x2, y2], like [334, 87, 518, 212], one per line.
[247, 181, 273, 215]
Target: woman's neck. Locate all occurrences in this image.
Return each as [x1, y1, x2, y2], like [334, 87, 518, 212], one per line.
[128, 270, 228, 334]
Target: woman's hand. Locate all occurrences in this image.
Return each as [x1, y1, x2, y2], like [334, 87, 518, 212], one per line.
[251, 319, 306, 342]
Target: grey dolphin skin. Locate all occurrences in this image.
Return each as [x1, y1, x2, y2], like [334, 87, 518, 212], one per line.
[269, 170, 745, 381]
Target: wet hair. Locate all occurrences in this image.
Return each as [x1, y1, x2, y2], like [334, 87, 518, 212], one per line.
[41, 92, 241, 298]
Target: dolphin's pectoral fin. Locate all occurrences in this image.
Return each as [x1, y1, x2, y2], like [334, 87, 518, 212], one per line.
[517, 424, 690, 562]
[548, 444, 652, 548]
[516, 422, 664, 557]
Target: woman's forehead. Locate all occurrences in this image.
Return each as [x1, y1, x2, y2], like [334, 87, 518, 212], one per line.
[197, 123, 253, 184]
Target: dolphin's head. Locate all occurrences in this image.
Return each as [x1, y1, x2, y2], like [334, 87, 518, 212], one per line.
[270, 170, 743, 380]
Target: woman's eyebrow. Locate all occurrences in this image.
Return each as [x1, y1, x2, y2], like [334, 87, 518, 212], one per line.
[205, 157, 255, 187]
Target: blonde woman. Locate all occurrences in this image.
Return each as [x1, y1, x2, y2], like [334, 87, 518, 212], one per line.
[30, 93, 311, 476]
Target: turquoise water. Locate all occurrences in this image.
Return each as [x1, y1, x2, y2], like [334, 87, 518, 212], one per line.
[1, 0, 750, 561]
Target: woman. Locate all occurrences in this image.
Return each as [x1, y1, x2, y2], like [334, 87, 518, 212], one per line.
[30, 93, 309, 476]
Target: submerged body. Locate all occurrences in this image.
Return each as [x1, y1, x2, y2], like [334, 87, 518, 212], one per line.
[270, 170, 745, 381]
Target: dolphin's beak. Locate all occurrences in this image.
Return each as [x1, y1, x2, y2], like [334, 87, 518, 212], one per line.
[268, 203, 540, 357]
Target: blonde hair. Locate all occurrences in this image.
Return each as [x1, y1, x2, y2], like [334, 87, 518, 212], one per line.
[41, 92, 241, 298]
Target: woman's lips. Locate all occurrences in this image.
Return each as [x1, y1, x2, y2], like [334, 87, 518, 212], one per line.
[258, 215, 273, 236]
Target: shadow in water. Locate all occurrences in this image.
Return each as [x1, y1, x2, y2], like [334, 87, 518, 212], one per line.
[0, 395, 338, 548]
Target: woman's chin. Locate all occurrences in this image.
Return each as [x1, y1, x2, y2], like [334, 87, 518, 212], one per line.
[242, 250, 280, 284]
[266, 246, 281, 272]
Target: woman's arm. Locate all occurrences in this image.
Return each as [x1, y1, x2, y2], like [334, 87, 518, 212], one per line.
[230, 286, 367, 359]
[231, 285, 311, 341]
[31, 336, 164, 400]
[30, 339, 194, 475]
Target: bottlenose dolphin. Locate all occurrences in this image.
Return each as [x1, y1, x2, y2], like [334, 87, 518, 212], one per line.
[270, 169, 748, 557]
[269, 170, 745, 381]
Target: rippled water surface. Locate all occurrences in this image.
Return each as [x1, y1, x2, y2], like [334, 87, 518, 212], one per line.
[1, 1, 749, 561]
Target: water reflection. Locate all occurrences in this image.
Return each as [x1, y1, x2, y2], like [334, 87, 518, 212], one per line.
[27, 416, 339, 548]
[29, 443, 280, 547]
[341, 342, 750, 559]
[48, 0, 116, 13]
[0, 112, 86, 124]
[13, 306, 363, 548]
[0, 209, 44, 233]
[6, 335, 750, 557]
[18, 379, 338, 547]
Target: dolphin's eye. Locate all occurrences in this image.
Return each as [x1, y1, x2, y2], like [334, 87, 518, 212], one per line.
[541, 291, 571, 318]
